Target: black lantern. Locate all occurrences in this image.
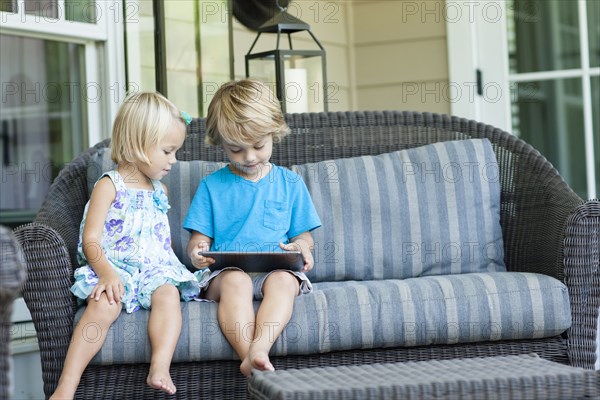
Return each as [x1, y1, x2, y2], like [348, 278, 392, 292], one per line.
[245, 6, 328, 113]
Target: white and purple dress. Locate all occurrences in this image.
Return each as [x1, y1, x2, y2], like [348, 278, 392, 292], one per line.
[71, 170, 200, 313]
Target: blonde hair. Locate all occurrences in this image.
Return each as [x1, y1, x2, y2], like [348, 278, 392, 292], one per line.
[111, 92, 185, 165]
[205, 79, 289, 146]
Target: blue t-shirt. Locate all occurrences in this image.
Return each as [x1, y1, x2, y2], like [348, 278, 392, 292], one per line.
[183, 165, 321, 252]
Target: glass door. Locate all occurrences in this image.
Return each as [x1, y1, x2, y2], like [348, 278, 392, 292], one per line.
[506, 0, 599, 199]
[447, 0, 598, 199]
[0, 35, 88, 223]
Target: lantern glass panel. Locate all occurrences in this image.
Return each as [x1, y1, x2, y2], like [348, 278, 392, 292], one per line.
[247, 53, 325, 113]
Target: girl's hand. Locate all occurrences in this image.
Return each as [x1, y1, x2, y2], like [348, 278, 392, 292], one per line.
[280, 241, 314, 273]
[90, 270, 124, 305]
[190, 241, 215, 270]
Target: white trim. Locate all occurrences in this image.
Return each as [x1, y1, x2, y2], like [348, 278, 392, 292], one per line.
[509, 68, 600, 82]
[446, 1, 511, 131]
[446, 1, 479, 122]
[474, 0, 510, 131]
[103, 0, 126, 137]
[1, 10, 107, 41]
[85, 41, 102, 146]
[0, 24, 95, 43]
[579, 0, 596, 198]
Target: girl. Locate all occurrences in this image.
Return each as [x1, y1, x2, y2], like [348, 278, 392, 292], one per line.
[50, 92, 199, 399]
[184, 80, 321, 377]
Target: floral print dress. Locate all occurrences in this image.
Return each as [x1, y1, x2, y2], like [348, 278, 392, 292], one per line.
[71, 170, 200, 313]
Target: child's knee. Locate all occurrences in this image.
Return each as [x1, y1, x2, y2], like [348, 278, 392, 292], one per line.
[152, 284, 180, 303]
[153, 283, 179, 297]
[220, 270, 252, 292]
[264, 271, 299, 294]
[87, 295, 121, 321]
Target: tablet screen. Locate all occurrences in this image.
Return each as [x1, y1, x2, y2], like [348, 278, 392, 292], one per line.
[198, 251, 304, 273]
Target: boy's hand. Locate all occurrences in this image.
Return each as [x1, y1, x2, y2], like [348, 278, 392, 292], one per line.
[280, 241, 314, 273]
[90, 269, 124, 305]
[190, 241, 215, 270]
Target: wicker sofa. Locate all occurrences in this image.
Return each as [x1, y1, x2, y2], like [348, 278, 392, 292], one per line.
[14, 111, 600, 399]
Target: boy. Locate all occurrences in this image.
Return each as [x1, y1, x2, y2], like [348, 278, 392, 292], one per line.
[184, 79, 321, 376]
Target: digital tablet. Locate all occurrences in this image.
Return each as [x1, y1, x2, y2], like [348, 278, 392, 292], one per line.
[198, 251, 304, 273]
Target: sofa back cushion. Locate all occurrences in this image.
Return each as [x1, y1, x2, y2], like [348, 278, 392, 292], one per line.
[86, 149, 225, 268]
[292, 138, 506, 282]
[88, 138, 505, 279]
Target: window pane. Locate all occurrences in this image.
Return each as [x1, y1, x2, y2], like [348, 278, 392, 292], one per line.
[0, 35, 88, 224]
[24, 0, 58, 19]
[125, 0, 156, 92]
[0, 0, 17, 13]
[126, 0, 233, 117]
[65, 0, 96, 23]
[165, 0, 200, 117]
[589, 0, 600, 67]
[508, 0, 580, 74]
[593, 76, 599, 194]
[511, 78, 587, 198]
[196, 0, 231, 116]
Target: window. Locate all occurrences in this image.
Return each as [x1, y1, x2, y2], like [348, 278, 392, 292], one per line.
[0, 0, 123, 226]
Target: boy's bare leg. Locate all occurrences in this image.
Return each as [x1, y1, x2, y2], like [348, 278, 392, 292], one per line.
[147, 284, 181, 395]
[50, 295, 121, 400]
[205, 270, 255, 369]
[240, 271, 299, 377]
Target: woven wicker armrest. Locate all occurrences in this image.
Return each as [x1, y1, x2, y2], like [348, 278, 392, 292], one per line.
[0, 226, 27, 400]
[0, 226, 26, 301]
[13, 222, 77, 396]
[564, 199, 600, 369]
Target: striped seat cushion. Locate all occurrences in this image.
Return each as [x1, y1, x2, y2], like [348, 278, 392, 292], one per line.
[292, 139, 506, 282]
[81, 272, 570, 364]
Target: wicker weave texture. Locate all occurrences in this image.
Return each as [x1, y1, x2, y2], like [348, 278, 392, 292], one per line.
[13, 111, 598, 399]
[0, 226, 27, 400]
[564, 199, 600, 368]
[72, 337, 569, 399]
[248, 354, 599, 400]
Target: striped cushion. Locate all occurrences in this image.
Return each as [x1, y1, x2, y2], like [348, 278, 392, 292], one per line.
[80, 272, 570, 364]
[292, 139, 506, 282]
[86, 148, 225, 267]
[162, 160, 226, 266]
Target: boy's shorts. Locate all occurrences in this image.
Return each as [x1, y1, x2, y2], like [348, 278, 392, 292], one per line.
[195, 267, 312, 301]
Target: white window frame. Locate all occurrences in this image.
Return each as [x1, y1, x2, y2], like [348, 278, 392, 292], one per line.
[447, 0, 598, 198]
[1, 0, 127, 144]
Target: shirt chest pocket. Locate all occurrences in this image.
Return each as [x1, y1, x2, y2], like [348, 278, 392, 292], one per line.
[263, 200, 289, 231]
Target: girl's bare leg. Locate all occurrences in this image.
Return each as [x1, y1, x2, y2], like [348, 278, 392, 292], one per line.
[50, 295, 121, 400]
[240, 271, 299, 377]
[205, 270, 254, 372]
[147, 284, 181, 395]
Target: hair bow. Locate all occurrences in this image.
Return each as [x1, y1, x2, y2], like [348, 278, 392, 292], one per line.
[181, 111, 192, 126]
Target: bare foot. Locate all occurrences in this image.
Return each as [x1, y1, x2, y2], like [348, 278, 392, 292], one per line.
[240, 351, 275, 377]
[147, 367, 176, 395]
